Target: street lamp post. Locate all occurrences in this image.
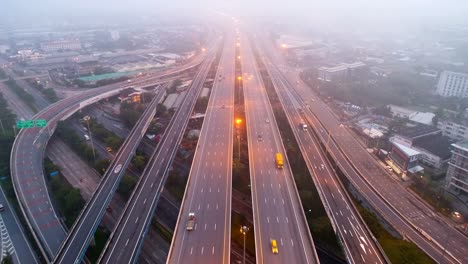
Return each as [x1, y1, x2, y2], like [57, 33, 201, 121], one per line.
[236, 119, 242, 166]
[240, 225, 249, 264]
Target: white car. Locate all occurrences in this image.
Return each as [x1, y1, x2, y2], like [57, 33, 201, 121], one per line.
[114, 164, 123, 174]
[265, 119, 270, 123]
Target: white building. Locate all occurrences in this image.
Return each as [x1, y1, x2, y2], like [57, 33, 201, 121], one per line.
[317, 62, 366, 82]
[437, 120, 468, 141]
[40, 40, 82, 52]
[446, 140, 468, 196]
[436, 70, 468, 97]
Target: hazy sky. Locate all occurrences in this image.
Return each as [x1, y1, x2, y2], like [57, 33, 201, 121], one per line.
[2, 0, 468, 28]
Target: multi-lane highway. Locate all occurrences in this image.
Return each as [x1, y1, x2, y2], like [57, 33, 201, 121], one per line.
[256, 41, 388, 264]
[240, 34, 319, 264]
[260, 33, 468, 264]
[53, 87, 165, 263]
[10, 57, 207, 261]
[167, 32, 235, 264]
[98, 39, 220, 264]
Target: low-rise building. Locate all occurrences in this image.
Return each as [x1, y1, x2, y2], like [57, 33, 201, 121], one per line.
[40, 40, 82, 52]
[446, 140, 468, 196]
[317, 62, 366, 82]
[388, 141, 423, 174]
[390, 123, 454, 169]
[437, 120, 468, 141]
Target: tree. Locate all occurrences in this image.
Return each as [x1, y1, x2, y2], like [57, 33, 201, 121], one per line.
[118, 175, 137, 199]
[94, 159, 110, 175]
[132, 155, 146, 171]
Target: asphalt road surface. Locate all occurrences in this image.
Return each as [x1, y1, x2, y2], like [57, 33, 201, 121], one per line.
[98, 39, 220, 264]
[167, 32, 235, 264]
[240, 33, 319, 264]
[0, 187, 38, 264]
[10, 58, 206, 261]
[261, 32, 468, 264]
[53, 88, 165, 263]
[258, 43, 388, 264]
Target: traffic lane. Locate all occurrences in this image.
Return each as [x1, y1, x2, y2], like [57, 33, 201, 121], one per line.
[10, 65, 203, 258]
[15, 132, 66, 256]
[243, 75, 311, 262]
[167, 38, 233, 264]
[110, 108, 202, 262]
[308, 115, 459, 263]
[102, 49, 218, 263]
[0, 187, 38, 264]
[56, 98, 160, 262]
[263, 39, 462, 262]
[270, 72, 384, 263]
[173, 94, 232, 262]
[311, 106, 468, 259]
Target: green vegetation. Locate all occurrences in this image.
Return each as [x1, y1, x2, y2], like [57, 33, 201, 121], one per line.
[4, 79, 37, 112]
[1, 253, 12, 264]
[45, 158, 85, 228]
[88, 120, 123, 150]
[86, 227, 110, 263]
[255, 49, 343, 255]
[0, 92, 16, 136]
[151, 218, 173, 243]
[0, 69, 7, 79]
[94, 159, 111, 175]
[357, 204, 435, 264]
[56, 121, 97, 164]
[132, 155, 146, 172]
[167, 79, 183, 93]
[29, 80, 59, 103]
[165, 170, 187, 202]
[42, 88, 59, 102]
[117, 175, 137, 200]
[120, 101, 145, 128]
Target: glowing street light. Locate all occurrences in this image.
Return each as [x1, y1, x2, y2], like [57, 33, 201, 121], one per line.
[237, 55, 241, 60]
[237, 76, 242, 81]
[240, 226, 250, 264]
[201, 47, 206, 52]
[281, 43, 287, 49]
[235, 118, 242, 125]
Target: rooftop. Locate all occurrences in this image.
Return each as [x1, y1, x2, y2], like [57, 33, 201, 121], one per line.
[393, 141, 421, 157]
[395, 122, 441, 140]
[413, 135, 456, 159]
[453, 140, 468, 152]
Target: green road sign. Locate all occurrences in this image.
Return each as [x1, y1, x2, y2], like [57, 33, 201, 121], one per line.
[35, 119, 47, 127]
[17, 119, 39, 129]
[16, 120, 26, 129]
[26, 120, 34, 128]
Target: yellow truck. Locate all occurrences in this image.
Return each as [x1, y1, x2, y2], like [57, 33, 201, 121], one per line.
[275, 153, 283, 169]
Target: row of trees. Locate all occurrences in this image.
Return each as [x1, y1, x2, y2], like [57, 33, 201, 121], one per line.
[88, 120, 123, 150]
[5, 79, 37, 112]
[44, 158, 85, 228]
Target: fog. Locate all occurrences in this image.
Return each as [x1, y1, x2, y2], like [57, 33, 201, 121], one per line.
[2, 0, 468, 30]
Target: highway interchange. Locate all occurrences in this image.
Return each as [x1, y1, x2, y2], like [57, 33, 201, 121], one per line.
[4, 23, 468, 264]
[9, 52, 207, 262]
[98, 38, 220, 263]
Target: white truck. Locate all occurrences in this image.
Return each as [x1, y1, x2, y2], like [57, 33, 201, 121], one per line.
[186, 212, 196, 231]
